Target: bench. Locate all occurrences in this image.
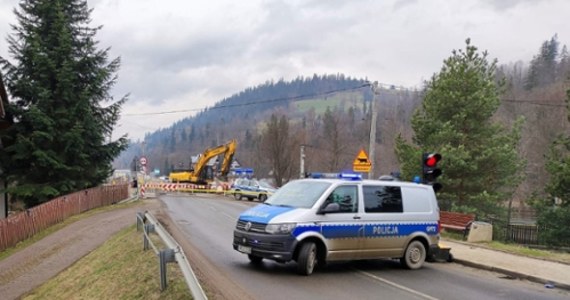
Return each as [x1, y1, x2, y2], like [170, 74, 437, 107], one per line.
[440, 211, 475, 236]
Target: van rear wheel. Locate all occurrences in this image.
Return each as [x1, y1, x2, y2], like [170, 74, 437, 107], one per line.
[400, 240, 426, 270]
[297, 242, 317, 276]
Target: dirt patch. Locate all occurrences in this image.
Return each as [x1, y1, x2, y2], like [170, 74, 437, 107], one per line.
[0, 200, 159, 300]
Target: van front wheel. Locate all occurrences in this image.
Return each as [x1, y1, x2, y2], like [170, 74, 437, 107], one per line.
[400, 240, 426, 270]
[248, 254, 263, 264]
[297, 242, 317, 276]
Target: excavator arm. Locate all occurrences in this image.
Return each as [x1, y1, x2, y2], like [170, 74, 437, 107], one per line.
[219, 140, 237, 177]
[193, 139, 236, 176]
[170, 139, 237, 184]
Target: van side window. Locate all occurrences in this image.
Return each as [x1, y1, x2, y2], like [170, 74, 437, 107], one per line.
[323, 185, 358, 213]
[363, 185, 403, 213]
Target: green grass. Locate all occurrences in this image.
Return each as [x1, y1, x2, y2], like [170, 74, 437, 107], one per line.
[22, 224, 192, 300]
[484, 241, 570, 263]
[295, 91, 364, 114]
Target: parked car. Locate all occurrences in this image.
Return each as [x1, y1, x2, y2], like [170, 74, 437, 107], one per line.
[232, 178, 277, 201]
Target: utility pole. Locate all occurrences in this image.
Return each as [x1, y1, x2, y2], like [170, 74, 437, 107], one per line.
[299, 145, 305, 178]
[368, 81, 379, 179]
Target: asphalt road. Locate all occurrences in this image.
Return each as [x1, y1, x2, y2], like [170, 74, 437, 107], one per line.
[160, 193, 569, 300]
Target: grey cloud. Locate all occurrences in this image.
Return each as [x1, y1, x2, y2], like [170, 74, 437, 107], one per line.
[393, 0, 419, 11]
[481, 0, 542, 11]
[115, 33, 248, 72]
[252, 0, 357, 58]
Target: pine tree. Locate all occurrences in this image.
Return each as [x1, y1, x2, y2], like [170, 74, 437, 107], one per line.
[0, 0, 127, 207]
[557, 45, 570, 81]
[169, 128, 176, 152]
[395, 39, 525, 219]
[525, 35, 560, 90]
[163, 158, 170, 175]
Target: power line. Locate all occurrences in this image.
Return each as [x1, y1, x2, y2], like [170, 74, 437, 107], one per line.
[502, 98, 567, 107]
[122, 83, 372, 117]
[121, 83, 568, 117]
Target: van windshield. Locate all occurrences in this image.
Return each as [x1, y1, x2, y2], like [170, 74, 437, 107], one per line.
[265, 181, 331, 208]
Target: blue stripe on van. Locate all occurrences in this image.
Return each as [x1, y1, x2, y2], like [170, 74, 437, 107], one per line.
[293, 223, 438, 239]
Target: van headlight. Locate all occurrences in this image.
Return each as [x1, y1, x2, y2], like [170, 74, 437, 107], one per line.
[265, 223, 296, 234]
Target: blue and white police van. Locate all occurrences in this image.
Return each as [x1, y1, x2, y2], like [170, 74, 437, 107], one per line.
[232, 173, 441, 275]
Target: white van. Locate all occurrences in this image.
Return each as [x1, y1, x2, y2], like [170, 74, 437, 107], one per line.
[232, 174, 441, 275]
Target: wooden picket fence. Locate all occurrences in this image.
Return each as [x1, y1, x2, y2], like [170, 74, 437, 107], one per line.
[0, 184, 129, 252]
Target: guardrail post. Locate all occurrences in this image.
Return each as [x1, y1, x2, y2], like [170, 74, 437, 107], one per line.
[143, 224, 155, 251]
[136, 211, 207, 299]
[136, 211, 145, 231]
[159, 248, 175, 291]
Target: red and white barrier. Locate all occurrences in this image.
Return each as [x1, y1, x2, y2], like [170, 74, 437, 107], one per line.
[142, 182, 231, 194]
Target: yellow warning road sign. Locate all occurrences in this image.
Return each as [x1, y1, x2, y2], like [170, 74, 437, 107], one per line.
[353, 149, 372, 172]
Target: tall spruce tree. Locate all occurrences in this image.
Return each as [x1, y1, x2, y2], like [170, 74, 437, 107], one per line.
[0, 0, 127, 207]
[395, 39, 525, 219]
[525, 35, 560, 90]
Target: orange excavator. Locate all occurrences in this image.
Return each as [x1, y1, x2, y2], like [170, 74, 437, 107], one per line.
[169, 139, 237, 184]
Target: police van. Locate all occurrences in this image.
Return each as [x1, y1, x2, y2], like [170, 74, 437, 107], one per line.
[232, 173, 440, 275]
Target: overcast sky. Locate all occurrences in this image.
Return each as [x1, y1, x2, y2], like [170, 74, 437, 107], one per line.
[1, 0, 569, 141]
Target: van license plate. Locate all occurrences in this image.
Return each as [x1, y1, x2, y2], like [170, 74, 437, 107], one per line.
[238, 245, 252, 254]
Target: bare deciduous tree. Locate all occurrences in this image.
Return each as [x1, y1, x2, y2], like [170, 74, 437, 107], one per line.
[261, 114, 293, 186]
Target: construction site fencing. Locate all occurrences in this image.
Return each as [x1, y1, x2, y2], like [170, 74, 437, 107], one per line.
[0, 184, 129, 252]
[142, 182, 231, 197]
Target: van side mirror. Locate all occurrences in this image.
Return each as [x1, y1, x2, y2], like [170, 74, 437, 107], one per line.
[319, 203, 340, 214]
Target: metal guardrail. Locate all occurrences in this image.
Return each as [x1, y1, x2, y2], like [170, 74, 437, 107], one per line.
[136, 211, 207, 299]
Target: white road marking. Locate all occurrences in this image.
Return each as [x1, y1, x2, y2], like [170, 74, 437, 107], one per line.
[356, 269, 440, 300]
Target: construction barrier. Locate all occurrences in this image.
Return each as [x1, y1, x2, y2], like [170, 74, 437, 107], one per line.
[142, 182, 232, 196]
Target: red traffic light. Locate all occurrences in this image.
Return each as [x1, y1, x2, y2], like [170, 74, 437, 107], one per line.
[422, 152, 443, 192]
[424, 153, 441, 167]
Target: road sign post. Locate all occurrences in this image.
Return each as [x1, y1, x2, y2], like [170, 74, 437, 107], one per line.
[353, 149, 372, 173]
[139, 156, 148, 198]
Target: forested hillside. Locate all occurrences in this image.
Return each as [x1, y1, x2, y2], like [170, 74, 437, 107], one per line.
[115, 74, 420, 177]
[496, 35, 570, 209]
[115, 35, 570, 213]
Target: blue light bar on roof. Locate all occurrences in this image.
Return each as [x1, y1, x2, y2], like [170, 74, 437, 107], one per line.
[308, 172, 362, 180]
[309, 172, 335, 178]
[339, 172, 362, 180]
[235, 168, 254, 175]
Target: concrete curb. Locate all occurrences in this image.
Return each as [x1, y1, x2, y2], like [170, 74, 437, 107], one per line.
[119, 195, 139, 204]
[453, 258, 570, 292]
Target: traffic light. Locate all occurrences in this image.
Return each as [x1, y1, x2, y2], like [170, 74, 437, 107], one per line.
[422, 152, 442, 192]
